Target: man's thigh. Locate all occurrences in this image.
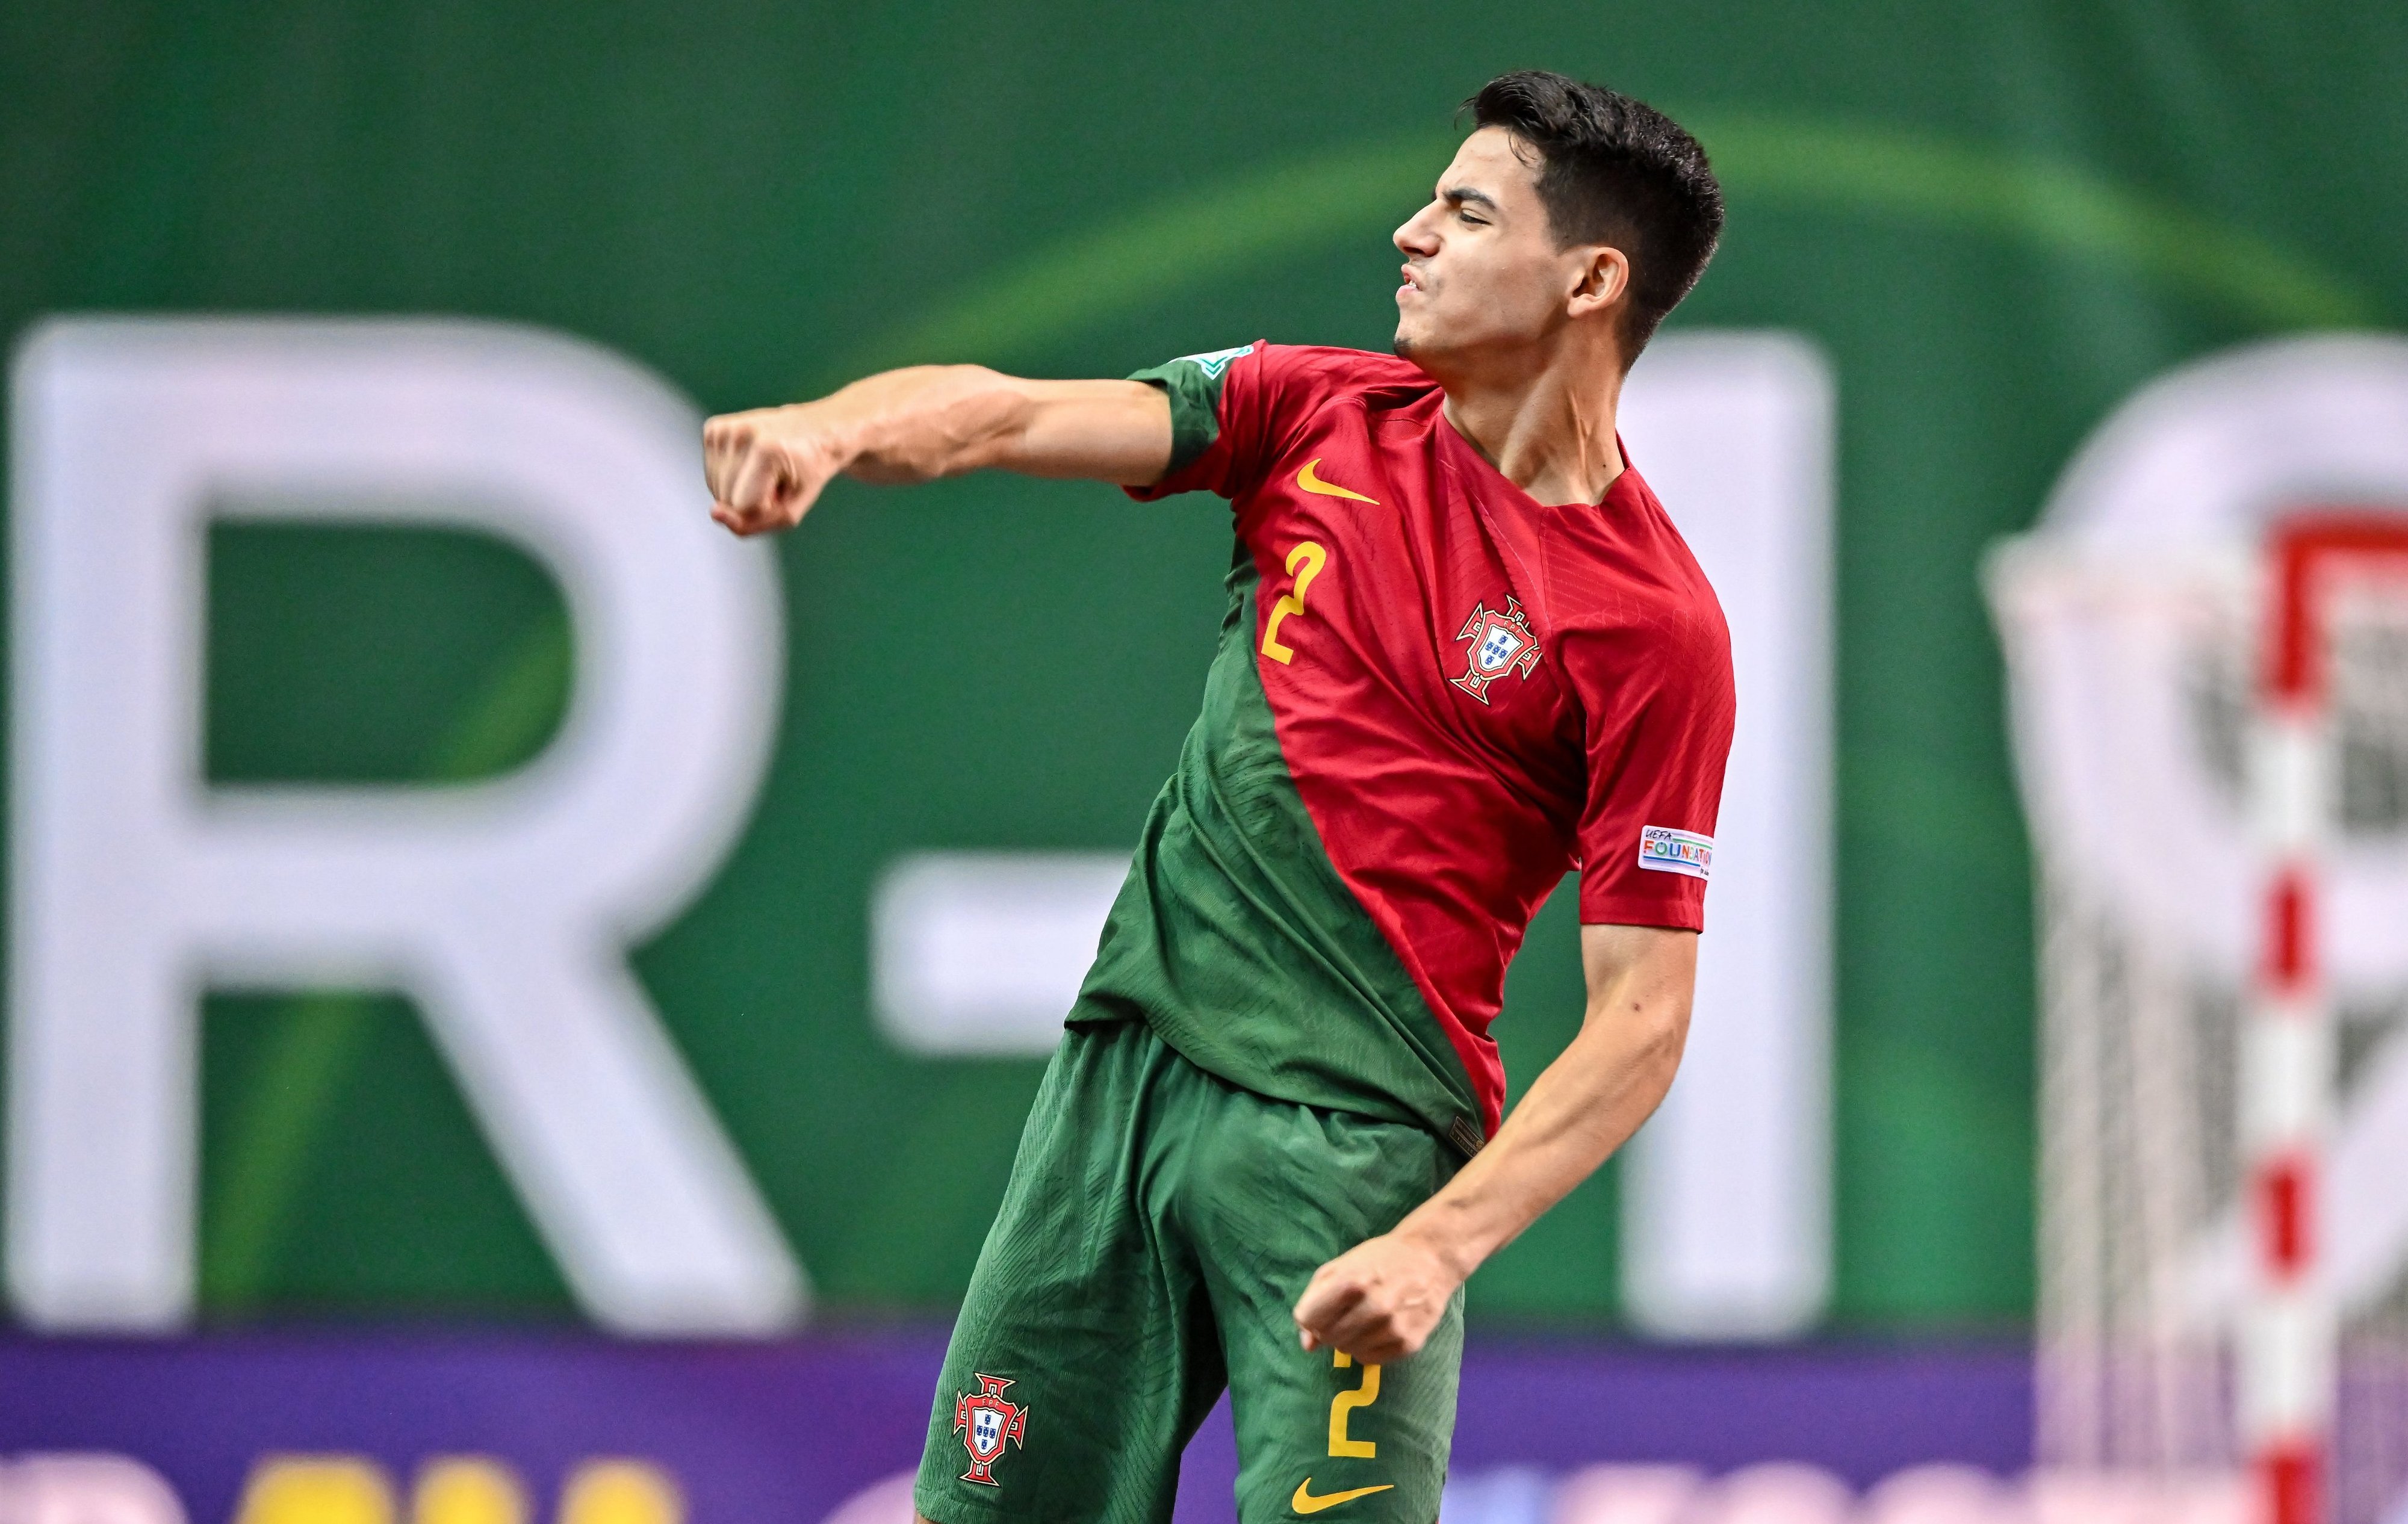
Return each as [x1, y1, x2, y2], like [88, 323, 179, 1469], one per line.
[913, 1023, 1226, 1524]
[1180, 1089, 1463, 1524]
[1224, 1298, 1463, 1524]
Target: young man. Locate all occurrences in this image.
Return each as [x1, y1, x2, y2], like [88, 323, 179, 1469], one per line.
[705, 70, 1731, 1524]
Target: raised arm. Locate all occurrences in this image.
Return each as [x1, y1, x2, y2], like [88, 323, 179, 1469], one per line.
[702, 366, 1174, 536]
[1291, 922, 1696, 1361]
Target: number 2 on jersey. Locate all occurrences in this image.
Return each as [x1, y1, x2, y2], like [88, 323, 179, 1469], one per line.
[1261, 541, 1328, 664]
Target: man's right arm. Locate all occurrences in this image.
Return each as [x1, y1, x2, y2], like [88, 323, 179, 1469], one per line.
[702, 366, 1174, 537]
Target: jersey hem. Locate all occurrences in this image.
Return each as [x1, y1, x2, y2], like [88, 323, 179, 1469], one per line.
[1065, 996, 1486, 1160]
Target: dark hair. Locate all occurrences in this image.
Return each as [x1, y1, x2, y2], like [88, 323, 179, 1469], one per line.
[1467, 71, 1723, 356]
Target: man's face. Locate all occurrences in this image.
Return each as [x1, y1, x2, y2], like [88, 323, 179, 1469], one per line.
[1392, 127, 1601, 370]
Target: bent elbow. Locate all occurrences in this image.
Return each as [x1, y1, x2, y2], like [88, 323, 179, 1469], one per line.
[1642, 1001, 1691, 1071]
[1600, 997, 1688, 1081]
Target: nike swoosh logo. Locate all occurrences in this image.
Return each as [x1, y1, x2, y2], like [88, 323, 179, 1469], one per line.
[1296, 457, 1379, 504]
[1291, 1479, 1395, 1514]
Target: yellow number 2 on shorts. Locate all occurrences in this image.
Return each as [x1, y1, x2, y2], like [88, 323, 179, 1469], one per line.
[1327, 1351, 1380, 1458]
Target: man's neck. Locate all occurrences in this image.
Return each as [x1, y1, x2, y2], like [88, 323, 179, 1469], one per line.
[1435, 340, 1627, 508]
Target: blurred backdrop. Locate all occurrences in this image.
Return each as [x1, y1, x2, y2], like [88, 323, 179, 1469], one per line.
[4, 4, 2406, 1524]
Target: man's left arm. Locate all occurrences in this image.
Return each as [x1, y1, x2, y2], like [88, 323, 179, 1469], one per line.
[1291, 922, 1695, 1362]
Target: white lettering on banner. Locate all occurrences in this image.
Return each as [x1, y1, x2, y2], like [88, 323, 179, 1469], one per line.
[0, 1457, 189, 1524]
[817, 1463, 2245, 1524]
[1618, 333, 1835, 1339]
[5, 318, 804, 1333]
[873, 853, 1133, 1056]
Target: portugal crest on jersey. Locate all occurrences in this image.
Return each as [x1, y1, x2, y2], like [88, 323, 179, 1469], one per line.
[1451, 596, 1541, 702]
[954, 1373, 1029, 1485]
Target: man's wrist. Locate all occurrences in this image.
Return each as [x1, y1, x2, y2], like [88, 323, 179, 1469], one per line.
[1392, 1203, 1487, 1286]
[795, 398, 871, 476]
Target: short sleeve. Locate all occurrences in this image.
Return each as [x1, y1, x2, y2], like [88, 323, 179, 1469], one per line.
[1571, 613, 1737, 931]
[1123, 341, 1282, 501]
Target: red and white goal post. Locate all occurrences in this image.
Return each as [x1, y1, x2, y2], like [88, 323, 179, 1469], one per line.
[2245, 514, 2408, 1524]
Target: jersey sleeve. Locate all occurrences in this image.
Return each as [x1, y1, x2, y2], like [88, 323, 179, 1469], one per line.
[1121, 341, 1292, 502]
[1569, 610, 1737, 931]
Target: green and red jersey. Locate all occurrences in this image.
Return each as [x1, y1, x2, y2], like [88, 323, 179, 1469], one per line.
[1070, 341, 1734, 1150]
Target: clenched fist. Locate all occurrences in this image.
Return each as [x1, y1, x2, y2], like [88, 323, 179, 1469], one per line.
[1292, 1230, 1463, 1364]
[703, 402, 852, 537]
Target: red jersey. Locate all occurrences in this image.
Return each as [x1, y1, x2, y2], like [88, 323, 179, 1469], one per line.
[1070, 341, 1734, 1147]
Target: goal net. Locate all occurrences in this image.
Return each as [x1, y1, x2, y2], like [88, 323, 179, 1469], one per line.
[1990, 518, 2408, 1524]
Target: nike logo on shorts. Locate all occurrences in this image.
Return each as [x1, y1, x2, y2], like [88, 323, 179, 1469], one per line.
[1291, 1478, 1395, 1513]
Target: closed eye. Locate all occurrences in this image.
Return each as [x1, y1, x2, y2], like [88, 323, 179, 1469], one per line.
[1439, 185, 1500, 228]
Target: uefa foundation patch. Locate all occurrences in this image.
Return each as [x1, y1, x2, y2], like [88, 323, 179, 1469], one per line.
[1636, 826, 1713, 881]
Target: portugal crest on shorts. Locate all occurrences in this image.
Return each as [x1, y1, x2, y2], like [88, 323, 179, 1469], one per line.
[954, 1373, 1029, 1486]
[1451, 596, 1541, 703]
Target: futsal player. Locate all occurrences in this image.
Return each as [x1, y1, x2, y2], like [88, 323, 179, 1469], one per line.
[704, 70, 1734, 1524]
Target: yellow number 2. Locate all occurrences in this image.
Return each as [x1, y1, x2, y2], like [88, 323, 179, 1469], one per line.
[1327, 1350, 1380, 1458]
[1261, 541, 1328, 664]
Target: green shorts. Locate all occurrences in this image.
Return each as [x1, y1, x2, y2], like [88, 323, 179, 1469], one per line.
[916, 1020, 1464, 1524]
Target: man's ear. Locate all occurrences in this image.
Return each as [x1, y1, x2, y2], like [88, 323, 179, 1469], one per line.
[1566, 246, 1631, 321]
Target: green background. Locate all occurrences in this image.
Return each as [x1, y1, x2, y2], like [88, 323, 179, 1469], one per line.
[4, 0, 2401, 1333]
